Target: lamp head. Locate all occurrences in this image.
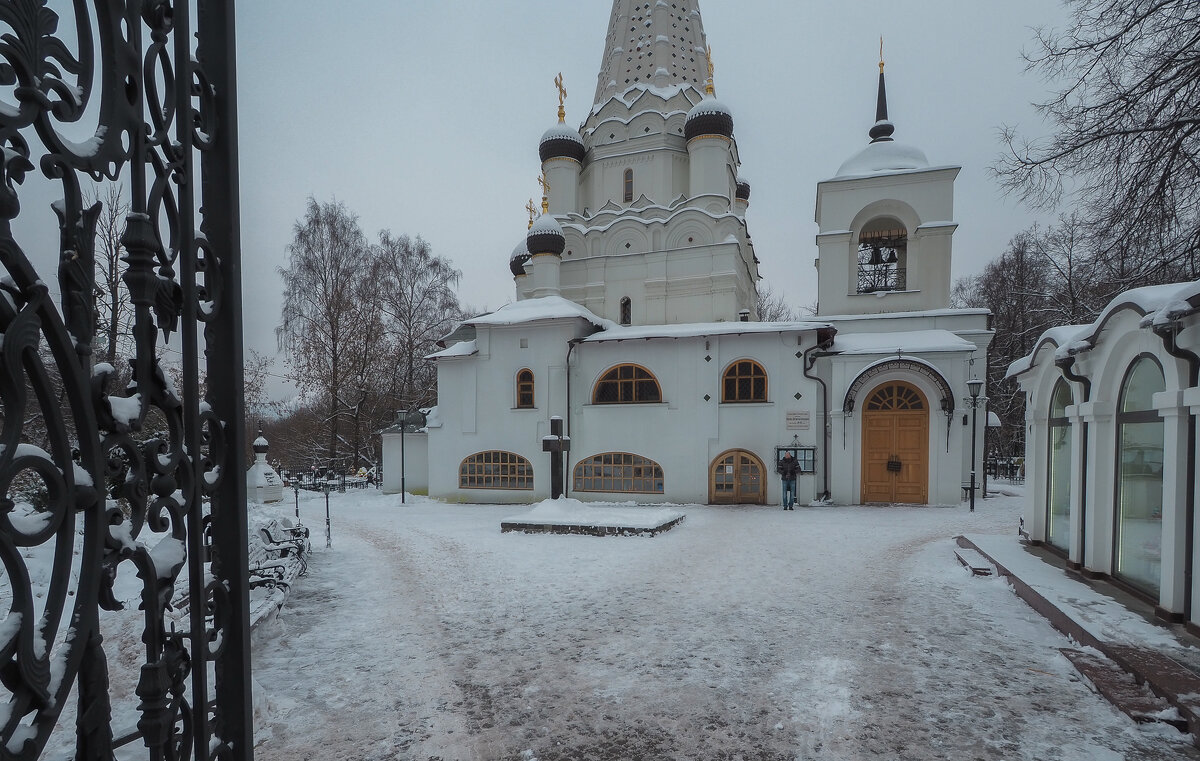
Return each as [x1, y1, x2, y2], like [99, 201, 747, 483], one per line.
[966, 377, 983, 399]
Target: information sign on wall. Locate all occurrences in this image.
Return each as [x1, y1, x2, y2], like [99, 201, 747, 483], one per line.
[786, 410, 810, 430]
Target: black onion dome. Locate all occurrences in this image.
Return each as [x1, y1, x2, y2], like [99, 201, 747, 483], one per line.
[526, 214, 565, 257]
[685, 97, 734, 141]
[735, 178, 751, 202]
[539, 124, 586, 163]
[510, 239, 532, 276]
[252, 432, 269, 454]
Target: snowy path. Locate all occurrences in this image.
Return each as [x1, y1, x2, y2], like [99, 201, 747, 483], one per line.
[252, 492, 1198, 760]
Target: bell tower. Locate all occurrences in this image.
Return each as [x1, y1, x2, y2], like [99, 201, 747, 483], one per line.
[814, 51, 959, 317]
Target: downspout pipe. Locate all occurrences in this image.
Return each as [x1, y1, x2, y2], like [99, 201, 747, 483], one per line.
[1055, 354, 1091, 573]
[803, 328, 837, 501]
[564, 337, 584, 498]
[1152, 318, 1198, 622]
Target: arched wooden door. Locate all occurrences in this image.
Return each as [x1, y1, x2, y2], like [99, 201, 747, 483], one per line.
[861, 382, 929, 504]
[710, 450, 766, 504]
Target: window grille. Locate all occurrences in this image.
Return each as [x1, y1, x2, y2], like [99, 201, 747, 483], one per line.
[459, 451, 534, 489]
[517, 369, 535, 408]
[722, 360, 768, 402]
[573, 452, 665, 493]
[592, 364, 662, 404]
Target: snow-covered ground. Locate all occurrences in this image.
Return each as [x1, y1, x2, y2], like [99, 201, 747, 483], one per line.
[247, 489, 1198, 761]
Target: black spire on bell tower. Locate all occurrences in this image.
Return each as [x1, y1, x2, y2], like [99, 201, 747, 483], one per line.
[869, 38, 895, 143]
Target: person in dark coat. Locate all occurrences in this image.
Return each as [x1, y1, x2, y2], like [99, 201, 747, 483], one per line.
[777, 452, 800, 510]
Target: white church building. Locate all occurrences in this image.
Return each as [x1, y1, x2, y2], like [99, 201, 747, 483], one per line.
[388, 0, 994, 507]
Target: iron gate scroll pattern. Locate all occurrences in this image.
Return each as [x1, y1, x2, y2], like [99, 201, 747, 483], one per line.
[0, 2, 251, 759]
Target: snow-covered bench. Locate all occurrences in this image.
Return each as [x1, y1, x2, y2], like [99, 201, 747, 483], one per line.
[248, 518, 310, 631]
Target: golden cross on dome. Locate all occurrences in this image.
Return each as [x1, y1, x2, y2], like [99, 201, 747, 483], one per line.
[525, 199, 537, 228]
[879, 36, 885, 73]
[555, 72, 567, 123]
[705, 45, 715, 95]
[537, 172, 550, 196]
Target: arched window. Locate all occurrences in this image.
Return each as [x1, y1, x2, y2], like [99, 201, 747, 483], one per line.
[619, 297, 632, 326]
[865, 383, 924, 410]
[857, 217, 907, 294]
[573, 452, 665, 493]
[623, 168, 634, 202]
[516, 369, 535, 409]
[1114, 356, 1165, 595]
[459, 451, 533, 490]
[722, 360, 768, 402]
[1046, 379, 1073, 552]
[592, 364, 662, 404]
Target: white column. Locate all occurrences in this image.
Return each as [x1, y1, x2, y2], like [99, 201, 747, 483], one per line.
[1078, 400, 1116, 573]
[1154, 389, 1189, 615]
[543, 157, 580, 215]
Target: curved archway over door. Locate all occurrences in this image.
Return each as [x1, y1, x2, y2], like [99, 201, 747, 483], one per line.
[710, 450, 766, 504]
[861, 382, 929, 504]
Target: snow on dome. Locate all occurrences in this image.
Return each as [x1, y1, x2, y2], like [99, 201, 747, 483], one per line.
[527, 214, 566, 256]
[539, 123, 585, 163]
[684, 95, 734, 141]
[529, 213, 564, 237]
[835, 139, 929, 178]
[510, 238, 531, 276]
[253, 436, 268, 448]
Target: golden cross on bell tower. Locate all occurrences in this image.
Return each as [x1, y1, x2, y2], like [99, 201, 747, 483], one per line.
[525, 199, 537, 228]
[704, 45, 715, 95]
[554, 72, 567, 123]
[879, 36, 885, 73]
[537, 172, 550, 213]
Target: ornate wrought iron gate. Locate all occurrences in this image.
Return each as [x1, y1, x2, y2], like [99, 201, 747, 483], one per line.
[1, 1, 252, 758]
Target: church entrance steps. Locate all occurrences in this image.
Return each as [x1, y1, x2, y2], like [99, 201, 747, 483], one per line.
[1060, 649, 1188, 731]
[952, 546, 994, 576]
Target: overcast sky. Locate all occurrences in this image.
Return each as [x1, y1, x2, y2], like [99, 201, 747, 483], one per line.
[13, 1, 1073, 401]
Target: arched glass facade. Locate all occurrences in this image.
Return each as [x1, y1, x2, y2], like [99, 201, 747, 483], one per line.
[1047, 379, 1073, 552]
[1113, 357, 1165, 594]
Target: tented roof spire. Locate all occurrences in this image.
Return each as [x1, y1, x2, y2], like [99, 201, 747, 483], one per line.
[869, 37, 895, 143]
[593, 0, 710, 105]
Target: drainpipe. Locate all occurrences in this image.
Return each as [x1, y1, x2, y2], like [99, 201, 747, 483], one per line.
[1056, 355, 1091, 573]
[1152, 318, 1198, 621]
[564, 337, 584, 498]
[803, 327, 837, 501]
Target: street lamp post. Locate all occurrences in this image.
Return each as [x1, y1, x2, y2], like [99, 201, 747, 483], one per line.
[965, 377, 986, 512]
[323, 480, 332, 548]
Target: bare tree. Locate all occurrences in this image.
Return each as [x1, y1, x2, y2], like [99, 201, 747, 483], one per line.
[87, 183, 133, 368]
[995, 0, 1200, 283]
[755, 283, 798, 322]
[372, 232, 462, 412]
[277, 198, 376, 469]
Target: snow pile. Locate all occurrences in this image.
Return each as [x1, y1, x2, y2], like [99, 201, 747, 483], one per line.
[504, 497, 683, 529]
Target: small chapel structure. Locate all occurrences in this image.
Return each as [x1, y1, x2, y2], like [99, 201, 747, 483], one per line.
[396, 0, 994, 507]
[1007, 281, 1200, 630]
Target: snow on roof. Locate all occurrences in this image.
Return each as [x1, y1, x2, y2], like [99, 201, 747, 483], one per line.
[581, 320, 831, 343]
[834, 140, 929, 178]
[426, 339, 477, 360]
[987, 411, 1002, 427]
[829, 330, 975, 355]
[465, 296, 614, 330]
[817, 307, 991, 323]
[589, 82, 701, 116]
[1007, 279, 1200, 379]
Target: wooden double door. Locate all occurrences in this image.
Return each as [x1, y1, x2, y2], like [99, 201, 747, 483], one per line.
[710, 449, 766, 504]
[861, 382, 929, 504]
